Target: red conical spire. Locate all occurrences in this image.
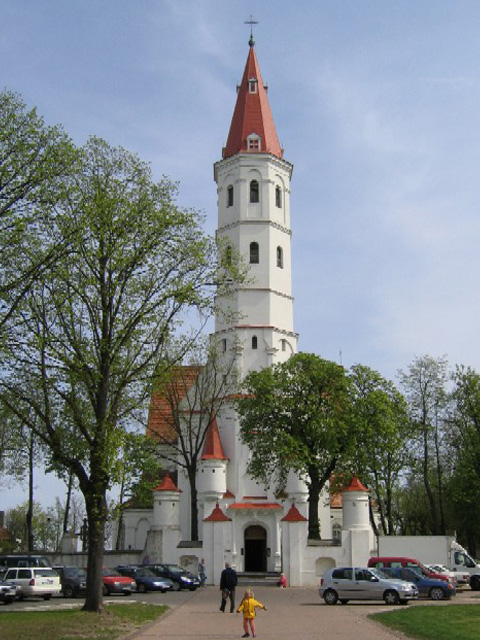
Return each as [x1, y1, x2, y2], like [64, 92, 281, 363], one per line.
[223, 41, 283, 160]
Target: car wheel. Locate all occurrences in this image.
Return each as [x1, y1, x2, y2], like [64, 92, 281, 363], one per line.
[64, 585, 75, 599]
[43, 594, 52, 601]
[102, 584, 109, 596]
[470, 576, 480, 591]
[138, 584, 147, 593]
[383, 590, 400, 605]
[339, 599, 349, 604]
[172, 582, 181, 591]
[323, 589, 338, 605]
[429, 587, 444, 600]
[17, 593, 24, 601]
[189, 586, 197, 591]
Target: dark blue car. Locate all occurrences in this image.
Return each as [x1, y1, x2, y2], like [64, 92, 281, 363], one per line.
[115, 565, 174, 593]
[380, 567, 456, 600]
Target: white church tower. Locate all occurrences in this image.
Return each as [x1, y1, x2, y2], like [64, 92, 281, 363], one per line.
[213, 34, 297, 372]
[206, 34, 307, 576]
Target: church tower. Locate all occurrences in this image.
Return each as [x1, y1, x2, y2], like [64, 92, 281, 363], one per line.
[210, 34, 304, 574]
[213, 35, 297, 375]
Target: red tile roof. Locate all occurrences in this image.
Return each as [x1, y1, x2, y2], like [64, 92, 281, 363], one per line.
[343, 477, 369, 493]
[152, 473, 181, 493]
[201, 416, 228, 460]
[223, 42, 283, 160]
[281, 504, 308, 522]
[147, 366, 202, 443]
[204, 503, 231, 522]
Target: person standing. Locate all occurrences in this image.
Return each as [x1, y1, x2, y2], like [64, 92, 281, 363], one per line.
[198, 558, 207, 586]
[219, 562, 238, 612]
[236, 588, 267, 637]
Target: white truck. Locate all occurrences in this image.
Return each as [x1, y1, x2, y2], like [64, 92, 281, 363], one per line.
[377, 536, 480, 590]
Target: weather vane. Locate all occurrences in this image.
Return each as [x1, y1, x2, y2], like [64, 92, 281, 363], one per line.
[244, 14, 258, 45]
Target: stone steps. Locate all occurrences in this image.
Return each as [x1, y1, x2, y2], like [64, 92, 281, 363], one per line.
[237, 571, 281, 586]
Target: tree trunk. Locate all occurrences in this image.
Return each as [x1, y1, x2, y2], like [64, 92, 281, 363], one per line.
[27, 433, 34, 551]
[189, 466, 198, 541]
[307, 466, 321, 540]
[82, 490, 107, 612]
[63, 473, 73, 534]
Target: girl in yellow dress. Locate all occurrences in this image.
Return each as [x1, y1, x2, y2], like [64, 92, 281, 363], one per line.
[236, 589, 267, 638]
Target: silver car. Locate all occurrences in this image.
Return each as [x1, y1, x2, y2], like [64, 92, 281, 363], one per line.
[319, 567, 419, 605]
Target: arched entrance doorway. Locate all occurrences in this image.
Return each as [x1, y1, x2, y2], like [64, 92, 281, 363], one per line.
[244, 525, 267, 572]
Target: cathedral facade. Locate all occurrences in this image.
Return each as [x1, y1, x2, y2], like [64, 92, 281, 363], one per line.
[117, 36, 375, 586]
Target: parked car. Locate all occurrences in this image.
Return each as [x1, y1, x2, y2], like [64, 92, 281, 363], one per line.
[53, 566, 87, 598]
[116, 565, 174, 593]
[367, 557, 451, 583]
[146, 564, 200, 591]
[0, 580, 17, 604]
[3, 567, 61, 600]
[319, 567, 419, 605]
[426, 563, 470, 585]
[379, 567, 456, 600]
[101, 568, 136, 595]
[0, 554, 51, 570]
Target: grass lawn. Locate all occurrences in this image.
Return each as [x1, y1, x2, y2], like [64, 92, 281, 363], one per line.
[0, 602, 168, 640]
[371, 604, 480, 640]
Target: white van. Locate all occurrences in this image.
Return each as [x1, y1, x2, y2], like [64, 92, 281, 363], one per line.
[3, 567, 61, 600]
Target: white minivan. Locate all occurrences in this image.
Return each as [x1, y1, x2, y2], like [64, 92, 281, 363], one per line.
[3, 567, 61, 600]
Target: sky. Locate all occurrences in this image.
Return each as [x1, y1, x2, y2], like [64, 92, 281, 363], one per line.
[1, 0, 480, 510]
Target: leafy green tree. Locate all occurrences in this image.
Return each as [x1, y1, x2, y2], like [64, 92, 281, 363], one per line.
[349, 364, 410, 535]
[398, 355, 450, 534]
[5, 500, 64, 552]
[0, 90, 75, 331]
[0, 136, 238, 612]
[237, 353, 354, 540]
[448, 365, 480, 554]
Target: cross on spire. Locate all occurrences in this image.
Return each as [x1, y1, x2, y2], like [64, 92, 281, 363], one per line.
[244, 14, 258, 46]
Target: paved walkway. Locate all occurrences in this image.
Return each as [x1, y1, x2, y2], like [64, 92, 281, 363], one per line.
[129, 586, 407, 640]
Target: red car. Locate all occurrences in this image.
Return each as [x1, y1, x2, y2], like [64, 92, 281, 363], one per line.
[101, 568, 136, 595]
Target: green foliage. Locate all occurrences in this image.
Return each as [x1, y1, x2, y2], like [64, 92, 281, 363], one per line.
[348, 364, 410, 535]
[4, 500, 67, 552]
[237, 353, 354, 539]
[0, 110, 238, 609]
[0, 89, 76, 332]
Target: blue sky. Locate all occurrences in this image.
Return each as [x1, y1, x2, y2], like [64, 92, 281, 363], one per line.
[2, 0, 480, 509]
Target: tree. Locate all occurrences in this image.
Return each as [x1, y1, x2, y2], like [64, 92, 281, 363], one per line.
[113, 433, 163, 550]
[0, 90, 75, 331]
[237, 353, 354, 540]
[148, 340, 238, 540]
[398, 355, 450, 535]
[448, 365, 480, 554]
[349, 364, 410, 535]
[0, 136, 238, 611]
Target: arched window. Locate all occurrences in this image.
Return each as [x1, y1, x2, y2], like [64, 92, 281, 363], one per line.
[275, 185, 282, 208]
[227, 185, 234, 207]
[252, 336, 258, 349]
[250, 242, 259, 264]
[281, 339, 286, 352]
[276, 246, 283, 268]
[250, 180, 259, 203]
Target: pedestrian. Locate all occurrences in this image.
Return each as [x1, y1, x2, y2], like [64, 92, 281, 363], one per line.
[219, 562, 238, 612]
[236, 588, 266, 638]
[198, 558, 207, 586]
[277, 572, 287, 588]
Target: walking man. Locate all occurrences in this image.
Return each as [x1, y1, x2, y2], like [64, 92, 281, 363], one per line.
[219, 562, 238, 613]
